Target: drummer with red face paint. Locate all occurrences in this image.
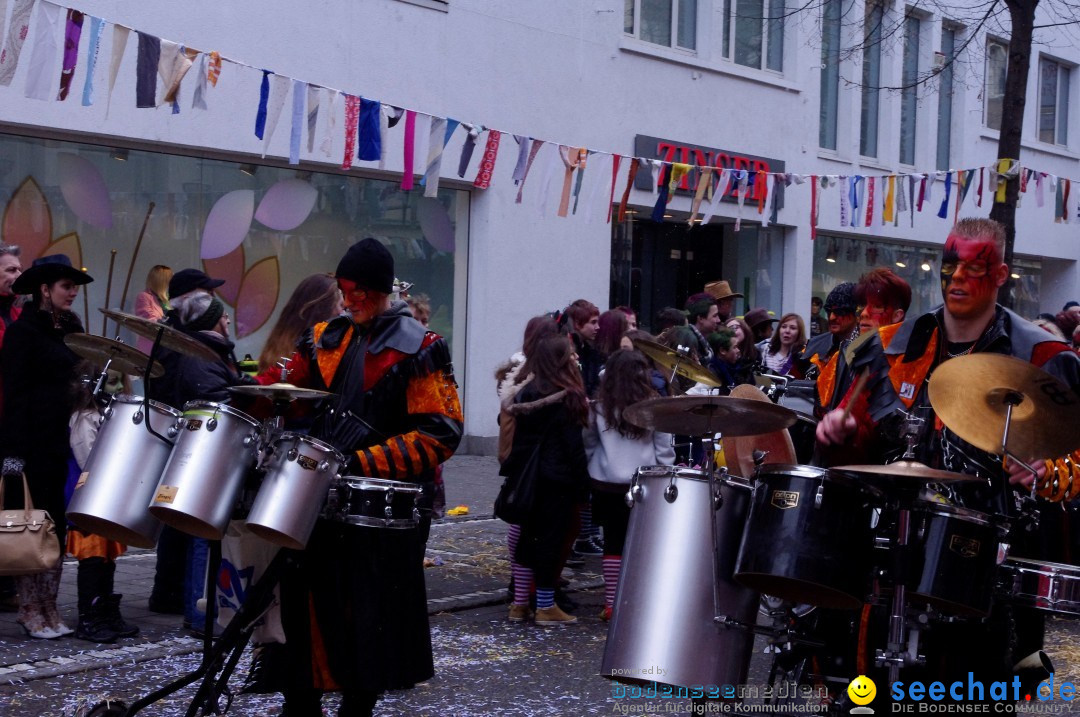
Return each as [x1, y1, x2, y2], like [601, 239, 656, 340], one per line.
[816, 218, 1080, 704]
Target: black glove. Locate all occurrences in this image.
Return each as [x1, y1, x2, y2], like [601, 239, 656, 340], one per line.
[2, 456, 25, 477]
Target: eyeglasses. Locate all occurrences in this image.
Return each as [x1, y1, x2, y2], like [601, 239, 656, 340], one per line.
[826, 307, 855, 317]
[940, 260, 992, 279]
[858, 305, 889, 318]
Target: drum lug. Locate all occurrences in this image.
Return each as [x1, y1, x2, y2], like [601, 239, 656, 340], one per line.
[384, 506, 394, 520]
[207, 418, 218, 432]
[713, 488, 724, 510]
[814, 485, 823, 509]
[167, 422, 180, 438]
[103, 406, 113, 421]
[664, 483, 678, 503]
[286, 448, 299, 462]
[412, 507, 420, 522]
[131, 409, 144, 425]
[317, 460, 330, 472]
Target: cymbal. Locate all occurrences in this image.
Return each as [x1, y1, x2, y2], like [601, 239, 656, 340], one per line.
[227, 383, 333, 402]
[100, 309, 220, 362]
[632, 338, 721, 388]
[65, 334, 165, 378]
[833, 460, 981, 483]
[624, 395, 797, 437]
[722, 384, 796, 477]
[928, 353, 1080, 459]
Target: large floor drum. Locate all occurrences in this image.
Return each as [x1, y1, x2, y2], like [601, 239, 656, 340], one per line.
[149, 402, 259, 540]
[67, 396, 182, 548]
[602, 466, 758, 690]
[734, 465, 878, 610]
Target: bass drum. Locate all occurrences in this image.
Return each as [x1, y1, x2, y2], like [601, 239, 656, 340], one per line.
[602, 466, 758, 690]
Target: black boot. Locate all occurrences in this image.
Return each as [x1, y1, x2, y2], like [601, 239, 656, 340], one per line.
[103, 593, 139, 639]
[75, 596, 120, 644]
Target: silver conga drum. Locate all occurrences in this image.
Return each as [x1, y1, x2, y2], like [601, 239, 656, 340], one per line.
[602, 466, 758, 690]
[246, 433, 345, 549]
[149, 401, 259, 540]
[67, 396, 182, 548]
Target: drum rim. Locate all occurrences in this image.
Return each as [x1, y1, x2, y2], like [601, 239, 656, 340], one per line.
[1002, 556, 1080, 575]
[181, 400, 259, 427]
[109, 394, 184, 417]
[339, 476, 422, 492]
[914, 499, 1002, 528]
[276, 432, 345, 461]
[634, 465, 753, 489]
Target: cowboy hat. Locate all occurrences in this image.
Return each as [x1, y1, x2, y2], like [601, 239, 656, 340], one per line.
[12, 254, 93, 295]
[704, 280, 743, 301]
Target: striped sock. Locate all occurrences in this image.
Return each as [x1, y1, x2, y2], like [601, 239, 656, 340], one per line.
[512, 563, 533, 606]
[506, 523, 521, 558]
[536, 588, 555, 609]
[579, 506, 599, 539]
[602, 555, 621, 608]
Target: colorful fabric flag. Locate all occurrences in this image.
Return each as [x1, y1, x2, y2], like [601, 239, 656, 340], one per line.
[421, 116, 449, 198]
[864, 177, 876, 227]
[356, 98, 381, 162]
[883, 176, 895, 224]
[1035, 172, 1045, 208]
[134, 32, 160, 108]
[191, 53, 208, 110]
[24, 1, 62, 101]
[571, 149, 589, 214]
[937, 172, 952, 219]
[0, 0, 9, 50]
[288, 80, 305, 165]
[977, 167, 985, 207]
[701, 169, 729, 226]
[606, 155, 622, 223]
[342, 94, 361, 170]
[651, 162, 673, 222]
[161, 46, 197, 109]
[457, 123, 481, 178]
[320, 89, 338, 158]
[734, 169, 750, 232]
[379, 106, 402, 170]
[472, 129, 501, 190]
[995, 159, 1011, 203]
[810, 175, 818, 240]
[80, 15, 103, 106]
[255, 70, 272, 138]
[514, 139, 544, 204]
[207, 51, 221, 86]
[688, 167, 713, 224]
[261, 74, 290, 157]
[156, 40, 179, 107]
[306, 85, 320, 153]
[57, 9, 84, 101]
[401, 110, 417, 190]
[511, 136, 531, 184]
[0, 0, 36, 87]
[1054, 177, 1064, 222]
[617, 158, 640, 223]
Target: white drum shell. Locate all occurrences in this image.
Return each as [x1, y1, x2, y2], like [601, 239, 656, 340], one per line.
[67, 397, 182, 548]
[602, 466, 758, 690]
[246, 433, 344, 549]
[149, 401, 258, 540]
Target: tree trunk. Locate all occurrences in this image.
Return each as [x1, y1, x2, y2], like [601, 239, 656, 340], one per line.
[988, 0, 1038, 308]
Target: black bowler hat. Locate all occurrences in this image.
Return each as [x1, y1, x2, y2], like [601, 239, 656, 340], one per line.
[335, 238, 394, 294]
[12, 254, 93, 295]
[169, 268, 225, 298]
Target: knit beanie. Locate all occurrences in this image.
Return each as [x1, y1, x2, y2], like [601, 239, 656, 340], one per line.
[335, 238, 394, 294]
[824, 282, 857, 314]
[185, 297, 225, 332]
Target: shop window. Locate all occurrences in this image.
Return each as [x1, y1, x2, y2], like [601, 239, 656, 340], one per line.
[722, 0, 785, 71]
[985, 39, 1008, 130]
[819, 0, 842, 150]
[1039, 57, 1071, 146]
[0, 133, 467, 361]
[625, 0, 698, 51]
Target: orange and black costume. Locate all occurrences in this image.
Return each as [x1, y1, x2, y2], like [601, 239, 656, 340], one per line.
[273, 302, 462, 702]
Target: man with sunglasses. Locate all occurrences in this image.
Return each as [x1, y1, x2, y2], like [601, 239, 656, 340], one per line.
[817, 218, 1080, 705]
[796, 281, 857, 377]
[266, 238, 463, 717]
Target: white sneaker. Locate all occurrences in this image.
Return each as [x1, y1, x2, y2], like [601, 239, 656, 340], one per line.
[52, 621, 74, 637]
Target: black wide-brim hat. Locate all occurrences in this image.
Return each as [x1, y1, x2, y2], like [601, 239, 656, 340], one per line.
[12, 254, 93, 295]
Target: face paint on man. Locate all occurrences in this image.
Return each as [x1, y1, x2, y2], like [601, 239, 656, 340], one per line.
[940, 234, 1004, 320]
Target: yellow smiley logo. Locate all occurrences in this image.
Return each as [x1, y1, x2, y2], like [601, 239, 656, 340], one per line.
[847, 675, 877, 706]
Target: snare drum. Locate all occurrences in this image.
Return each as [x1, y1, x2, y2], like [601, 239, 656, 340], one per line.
[149, 401, 260, 540]
[602, 466, 758, 689]
[997, 558, 1080, 617]
[246, 433, 345, 549]
[735, 465, 880, 610]
[906, 501, 1007, 618]
[323, 477, 423, 529]
[67, 396, 182, 548]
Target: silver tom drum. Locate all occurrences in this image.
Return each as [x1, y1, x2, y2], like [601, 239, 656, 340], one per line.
[67, 396, 182, 548]
[997, 557, 1080, 617]
[323, 477, 423, 529]
[149, 401, 259, 540]
[246, 433, 345, 549]
[602, 466, 758, 690]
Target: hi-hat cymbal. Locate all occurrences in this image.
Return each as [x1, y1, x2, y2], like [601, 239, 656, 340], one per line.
[64, 334, 165, 378]
[100, 308, 220, 362]
[928, 353, 1080, 459]
[632, 338, 721, 388]
[227, 383, 333, 402]
[624, 395, 797, 437]
[833, 460, 981, 483]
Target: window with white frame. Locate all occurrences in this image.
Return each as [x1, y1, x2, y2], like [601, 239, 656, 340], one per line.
[819, 0, 842, 150]
[936, 25, 958, 170]
[898, 13, 920, 165]
[860, 1, 884, 158]
[625, 0, 698, 51]
[1039, 57, 1070, 145]
[721, 0, 785, 71]
[985, 39, 1007, 130]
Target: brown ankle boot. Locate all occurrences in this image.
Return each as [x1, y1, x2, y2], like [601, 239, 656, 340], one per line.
[535, 604, 578, 626]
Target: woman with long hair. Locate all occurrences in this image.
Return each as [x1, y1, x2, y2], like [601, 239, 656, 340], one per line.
[257, 274, 343, 373]
[1, 255, 93, 639]
[585, 350, 673, 621]
[594, 309, 629, 358]
[725, 317, 760, 385]
[759, 313, 807, 377]
[501, 334, 589, 625]
[133, 265, 172, 355]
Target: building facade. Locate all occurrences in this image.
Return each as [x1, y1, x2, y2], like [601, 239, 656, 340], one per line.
[0, 0, 1076, 451]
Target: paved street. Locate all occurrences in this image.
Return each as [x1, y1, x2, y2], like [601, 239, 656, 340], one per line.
[1, 455, 1079, 716]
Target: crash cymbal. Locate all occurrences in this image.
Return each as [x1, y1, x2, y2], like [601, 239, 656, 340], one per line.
[65, 334, 165, 378]
[624, 395, 797, 437]
[99, 308, 220, 362]
[722, 384, 797, 477]
[227, 383, 333, 402]
[928, 353, 1080, 459]
[833, 460, 981, 483]
[631, 338, 721, 388]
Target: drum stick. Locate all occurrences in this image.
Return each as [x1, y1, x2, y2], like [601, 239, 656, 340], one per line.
[840, 370, 870, 423]
[102, 249, 117, 336]
[119, 202, 156, 316]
